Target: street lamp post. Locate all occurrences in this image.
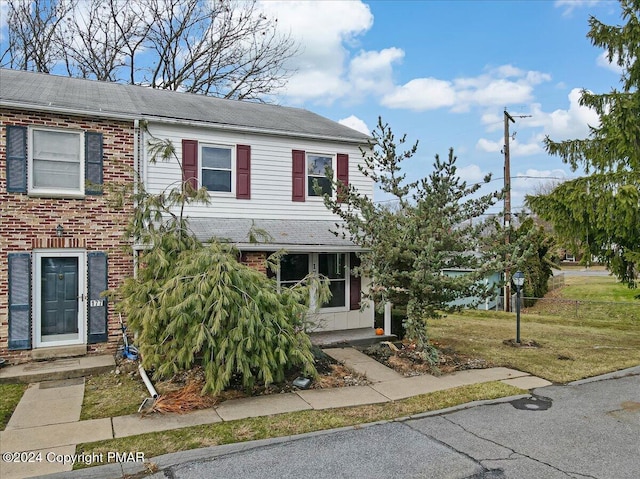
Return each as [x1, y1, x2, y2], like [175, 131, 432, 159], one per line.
[513, 271, 525, 344]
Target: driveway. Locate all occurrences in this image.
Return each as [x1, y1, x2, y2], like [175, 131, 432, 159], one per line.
[144, 368, 639, 479]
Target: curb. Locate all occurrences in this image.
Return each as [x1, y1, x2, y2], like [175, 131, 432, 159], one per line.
[32, 392, 533, 479]
[568, 365, 640, 386]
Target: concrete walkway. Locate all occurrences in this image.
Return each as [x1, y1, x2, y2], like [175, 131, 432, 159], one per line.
[0, 349, 552, 479]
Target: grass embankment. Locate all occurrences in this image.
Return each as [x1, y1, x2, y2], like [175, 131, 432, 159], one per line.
[431, 273, 640, 383]
[74, 381, 522, 469]
[0, 383, 28, 430]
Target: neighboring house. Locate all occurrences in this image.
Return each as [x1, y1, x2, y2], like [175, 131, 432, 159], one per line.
[1, 69, 374, 363]
[442, 268, 502, 311]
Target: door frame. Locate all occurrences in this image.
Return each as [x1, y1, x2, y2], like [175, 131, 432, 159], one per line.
[33, 249, 86, 348]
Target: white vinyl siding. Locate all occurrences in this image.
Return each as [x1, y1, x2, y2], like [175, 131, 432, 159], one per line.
[143, 122, 372, 220]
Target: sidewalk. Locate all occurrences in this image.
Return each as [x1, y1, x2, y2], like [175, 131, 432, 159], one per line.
[0, 349, 552, 479]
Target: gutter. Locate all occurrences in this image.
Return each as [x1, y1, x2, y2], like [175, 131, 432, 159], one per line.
[141, 116, 370, 145]
[0, 100, 138, 122]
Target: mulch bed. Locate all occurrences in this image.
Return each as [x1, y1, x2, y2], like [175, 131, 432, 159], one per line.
[360, 340, 491, 377]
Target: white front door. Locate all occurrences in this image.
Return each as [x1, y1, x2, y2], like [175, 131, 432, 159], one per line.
[34, 251, 86, 347]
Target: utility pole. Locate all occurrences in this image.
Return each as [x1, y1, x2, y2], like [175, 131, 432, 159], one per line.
[503, 109, 515, 312]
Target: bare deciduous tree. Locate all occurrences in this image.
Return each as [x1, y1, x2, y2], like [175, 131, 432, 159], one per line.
[1, 0, 297, 101]
[2, 0, 75, 72]
[58, 0, 149, 82]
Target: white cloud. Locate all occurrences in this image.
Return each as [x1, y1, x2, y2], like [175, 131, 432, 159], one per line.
[338, 115, 370, 135]
[348, 47, 404, 96]
[381, 78, 457, 110]
[525, 88, 600, 139]
[259, 0, 375, 104]
[457, 164, 487, 184]
[476, 135, 543, 157]
[480, 112, 503, 132]
[382, 65, 551, 113]
[476, 138, 502, 154]
[554, 0, 601, 16]
[596, 50, 624, 74]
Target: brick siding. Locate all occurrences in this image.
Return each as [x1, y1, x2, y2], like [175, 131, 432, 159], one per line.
[241, 251, 268, 274]
[0, 109, 134, 363]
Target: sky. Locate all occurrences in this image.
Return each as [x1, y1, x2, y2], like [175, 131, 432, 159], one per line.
[257, 0, 625, 214]
[0, 0, 626, 215]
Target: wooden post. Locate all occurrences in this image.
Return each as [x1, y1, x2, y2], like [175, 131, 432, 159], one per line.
[384, 302, 392, 336]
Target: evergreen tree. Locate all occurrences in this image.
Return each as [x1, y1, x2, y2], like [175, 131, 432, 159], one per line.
[528, 0, 640, 287]
[323, 119, 531, 357]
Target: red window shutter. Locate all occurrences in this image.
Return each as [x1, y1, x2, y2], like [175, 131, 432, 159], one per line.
[349, 252, 361, 310]
[236, 144, 251, 199]
[182, 139, 198, 190]
[336, 153, 349, 202]
[292, 149, 305, 202]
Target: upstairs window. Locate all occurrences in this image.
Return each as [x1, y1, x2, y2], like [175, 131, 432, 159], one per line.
[201, 145, 232, 193]
[307, 154, 333, 197]
[30, 129, 83, 195]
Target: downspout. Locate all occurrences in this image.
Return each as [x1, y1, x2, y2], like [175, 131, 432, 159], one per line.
[133, 119, 140, 278]
[138, 363, 158, 399]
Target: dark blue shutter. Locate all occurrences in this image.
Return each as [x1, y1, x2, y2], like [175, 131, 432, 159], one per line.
[6, 126, 28, 193]
[87, 252, 108, 343]
[8, 253, 31, 350]
[85, 132, 103, 195]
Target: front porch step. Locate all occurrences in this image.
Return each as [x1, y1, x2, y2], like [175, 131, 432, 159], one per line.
[0, 355, 115, 384]
[309, 327, 396, 348]
[31, 344, 87, 361]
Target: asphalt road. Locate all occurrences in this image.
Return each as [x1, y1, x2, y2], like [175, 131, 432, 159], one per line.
[141, 367, 639, 479]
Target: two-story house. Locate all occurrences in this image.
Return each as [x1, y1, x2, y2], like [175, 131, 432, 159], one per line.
[1, 69, 374, 364]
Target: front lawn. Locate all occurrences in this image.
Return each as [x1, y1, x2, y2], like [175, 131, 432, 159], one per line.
[0, 383, 27, 430]
[430, 273, 640, 383]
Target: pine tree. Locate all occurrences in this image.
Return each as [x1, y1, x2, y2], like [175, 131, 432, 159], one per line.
[322, 119, 531, 358]
[528, 0, 640, 287]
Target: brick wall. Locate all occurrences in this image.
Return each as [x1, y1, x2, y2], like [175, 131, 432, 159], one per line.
[0, 109, 135, 363]
[241, 251, 268, 274]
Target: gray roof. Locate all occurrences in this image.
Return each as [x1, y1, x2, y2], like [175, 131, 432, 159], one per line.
[188, 218, 360, 251]
[0, 68, 370, 143]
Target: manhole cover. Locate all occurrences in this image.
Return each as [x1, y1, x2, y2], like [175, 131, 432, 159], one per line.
[510, 394, 553, 411]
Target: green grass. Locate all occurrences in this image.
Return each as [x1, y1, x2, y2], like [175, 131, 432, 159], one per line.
[74, 381, 523, 469]
[432, 273, 639, 383]
[81, 370, 150, 420]
[431, 310, 639, 383]
[561, 274, 639, 302]
[0, 383, 27, 430]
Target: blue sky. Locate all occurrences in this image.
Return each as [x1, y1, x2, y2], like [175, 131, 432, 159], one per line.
[0, 0, 624, 214]
[259, 0, 624, 213]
